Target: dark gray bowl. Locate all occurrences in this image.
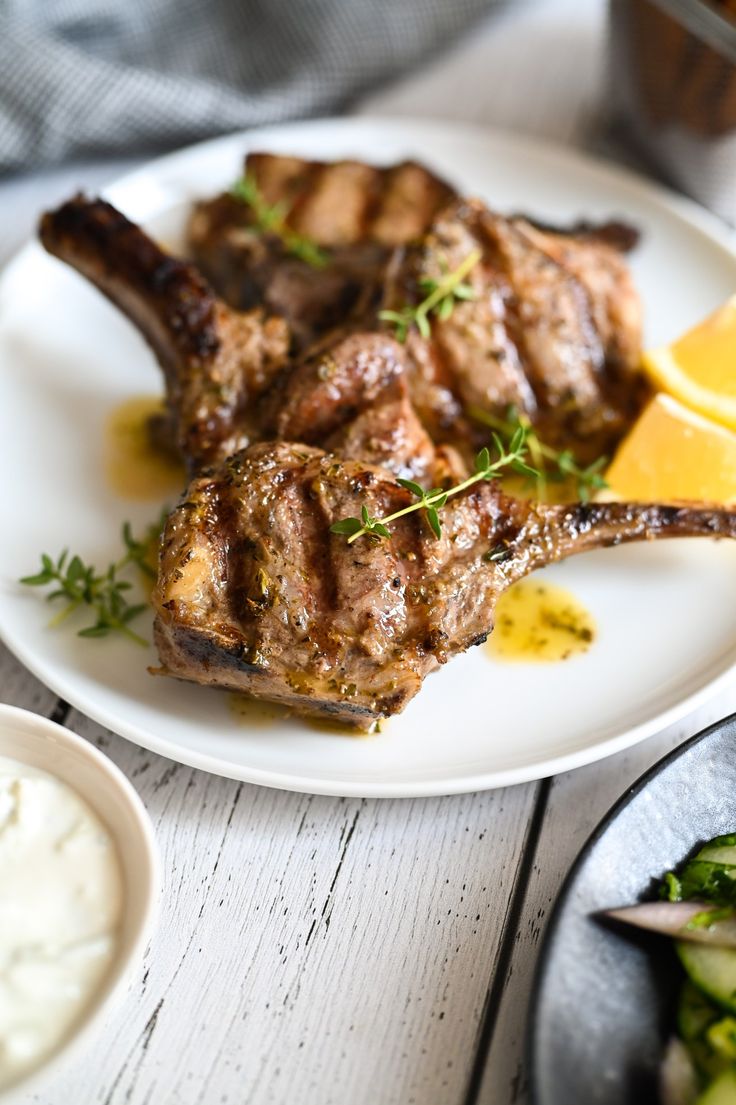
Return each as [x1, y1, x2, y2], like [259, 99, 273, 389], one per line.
[529, 713, 736, 1105]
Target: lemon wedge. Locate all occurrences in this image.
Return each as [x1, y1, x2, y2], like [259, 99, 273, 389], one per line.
[643, 293, 736, 431]
[605, 392, 736, 504]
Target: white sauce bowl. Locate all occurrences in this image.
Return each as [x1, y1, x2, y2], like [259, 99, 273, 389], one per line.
[0, 703, 159, 1101]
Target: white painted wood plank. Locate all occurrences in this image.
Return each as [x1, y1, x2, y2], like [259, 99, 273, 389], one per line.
[477, 682, 736, 1105]
[0, 642, 60, 717]
[38, 706, 538, 1105]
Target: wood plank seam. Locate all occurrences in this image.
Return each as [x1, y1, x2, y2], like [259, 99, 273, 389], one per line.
[49, 698, 71, 725]
[461, 778, 551, 1105]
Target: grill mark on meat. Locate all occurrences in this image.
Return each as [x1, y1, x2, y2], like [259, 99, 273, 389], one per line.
[289, 162, 386, 246]
[246, 153, 317, 209]
[299, 470, 342, 643]
[481, 211, 604, 409]
[354, 168, 386, 241]
[228, 449, 341, 673]
[432, 272, 537, 422]
[470, 217, 542, 419]
[369, 161, 455, 245]
[271, 163, 324, 236]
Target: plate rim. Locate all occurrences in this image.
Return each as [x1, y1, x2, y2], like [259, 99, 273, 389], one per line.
[526, 709, 736, 1104]
[2, 115, 736, 797]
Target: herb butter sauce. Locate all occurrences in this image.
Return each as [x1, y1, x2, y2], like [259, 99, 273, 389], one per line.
[105, 395, 184, 500]
[0, 757, 122, 1089]
[487, 580, 596, 663]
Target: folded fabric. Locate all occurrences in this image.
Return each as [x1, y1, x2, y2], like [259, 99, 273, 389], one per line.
[0, 0, 495, 174]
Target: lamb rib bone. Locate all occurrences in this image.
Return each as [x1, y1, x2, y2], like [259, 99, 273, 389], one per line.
[39, 196, 290, 471]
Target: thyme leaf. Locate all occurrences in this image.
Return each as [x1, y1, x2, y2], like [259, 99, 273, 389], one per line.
[467, 404, 609, 502]
[231, 175, 327, 268]
[379, 250, 481, 342]
[21, 514, 166, 644]
[330, 424, 537, 545]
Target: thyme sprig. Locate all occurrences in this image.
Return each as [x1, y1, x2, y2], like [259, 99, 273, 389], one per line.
[467, 405, 609, 502]
[231, 175, 327, 268]
[21, 515, 165, 644]
[331, 425, 537, 545]
[379, 249, 481, 342]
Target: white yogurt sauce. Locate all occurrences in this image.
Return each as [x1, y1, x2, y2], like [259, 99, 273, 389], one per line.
[0, 755, 123, 1089]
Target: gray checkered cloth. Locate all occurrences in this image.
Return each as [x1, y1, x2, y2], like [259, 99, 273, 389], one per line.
[0, 0, 495, 174]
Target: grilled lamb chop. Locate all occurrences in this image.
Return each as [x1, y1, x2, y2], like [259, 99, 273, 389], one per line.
[188, 154, 646, 461]
[385, 199, 647, 463]
[153, 441, 736, 728]
[188, 154, 457, 350]
[41, 195, 448, 485]
[40, 190, 646, 475]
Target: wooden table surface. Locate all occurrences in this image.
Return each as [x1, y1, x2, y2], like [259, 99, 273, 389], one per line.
[3, 2, 736, 1102]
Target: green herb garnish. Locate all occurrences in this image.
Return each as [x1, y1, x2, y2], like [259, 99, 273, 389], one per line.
[677, 861, 736, 908]
[663, 871, 683, 902]
[467, 404, 609, 503]
[21, 514, 165, 644]
[231, 175, 327, 268]
[379, 249, 480, 342]
[330, 425, 537, 545]
[687, 906, 736, 931]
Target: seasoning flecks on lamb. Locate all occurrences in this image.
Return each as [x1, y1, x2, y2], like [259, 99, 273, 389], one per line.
[385, 199, 646, 463]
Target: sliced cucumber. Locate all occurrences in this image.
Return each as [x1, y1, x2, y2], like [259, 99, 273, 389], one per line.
[678, 971, 736, 1080]
[695, 1067, 736, 1104]
[679, 944, 736, 1014]
[680, 980, 722, 1041]
[697, 836, 736, 867]
[707, 1018, 736, 1064]
[682, 860, 736, 885]
[660, 1036, 699, 1105]
[688, 1038, 731, 1084]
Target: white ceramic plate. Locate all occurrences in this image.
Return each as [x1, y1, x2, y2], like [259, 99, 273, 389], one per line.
[1, 117, 735, 797]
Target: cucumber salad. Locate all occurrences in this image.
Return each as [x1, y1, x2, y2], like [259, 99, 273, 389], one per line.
[607, 833, 736, 1105]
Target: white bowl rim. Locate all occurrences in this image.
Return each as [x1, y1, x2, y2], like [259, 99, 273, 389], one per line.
[0, 702, 160, 1103]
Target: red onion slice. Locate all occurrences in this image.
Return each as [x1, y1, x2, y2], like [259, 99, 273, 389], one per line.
[659, 1037, 698, 1105]
[604, 901, 736, 946]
